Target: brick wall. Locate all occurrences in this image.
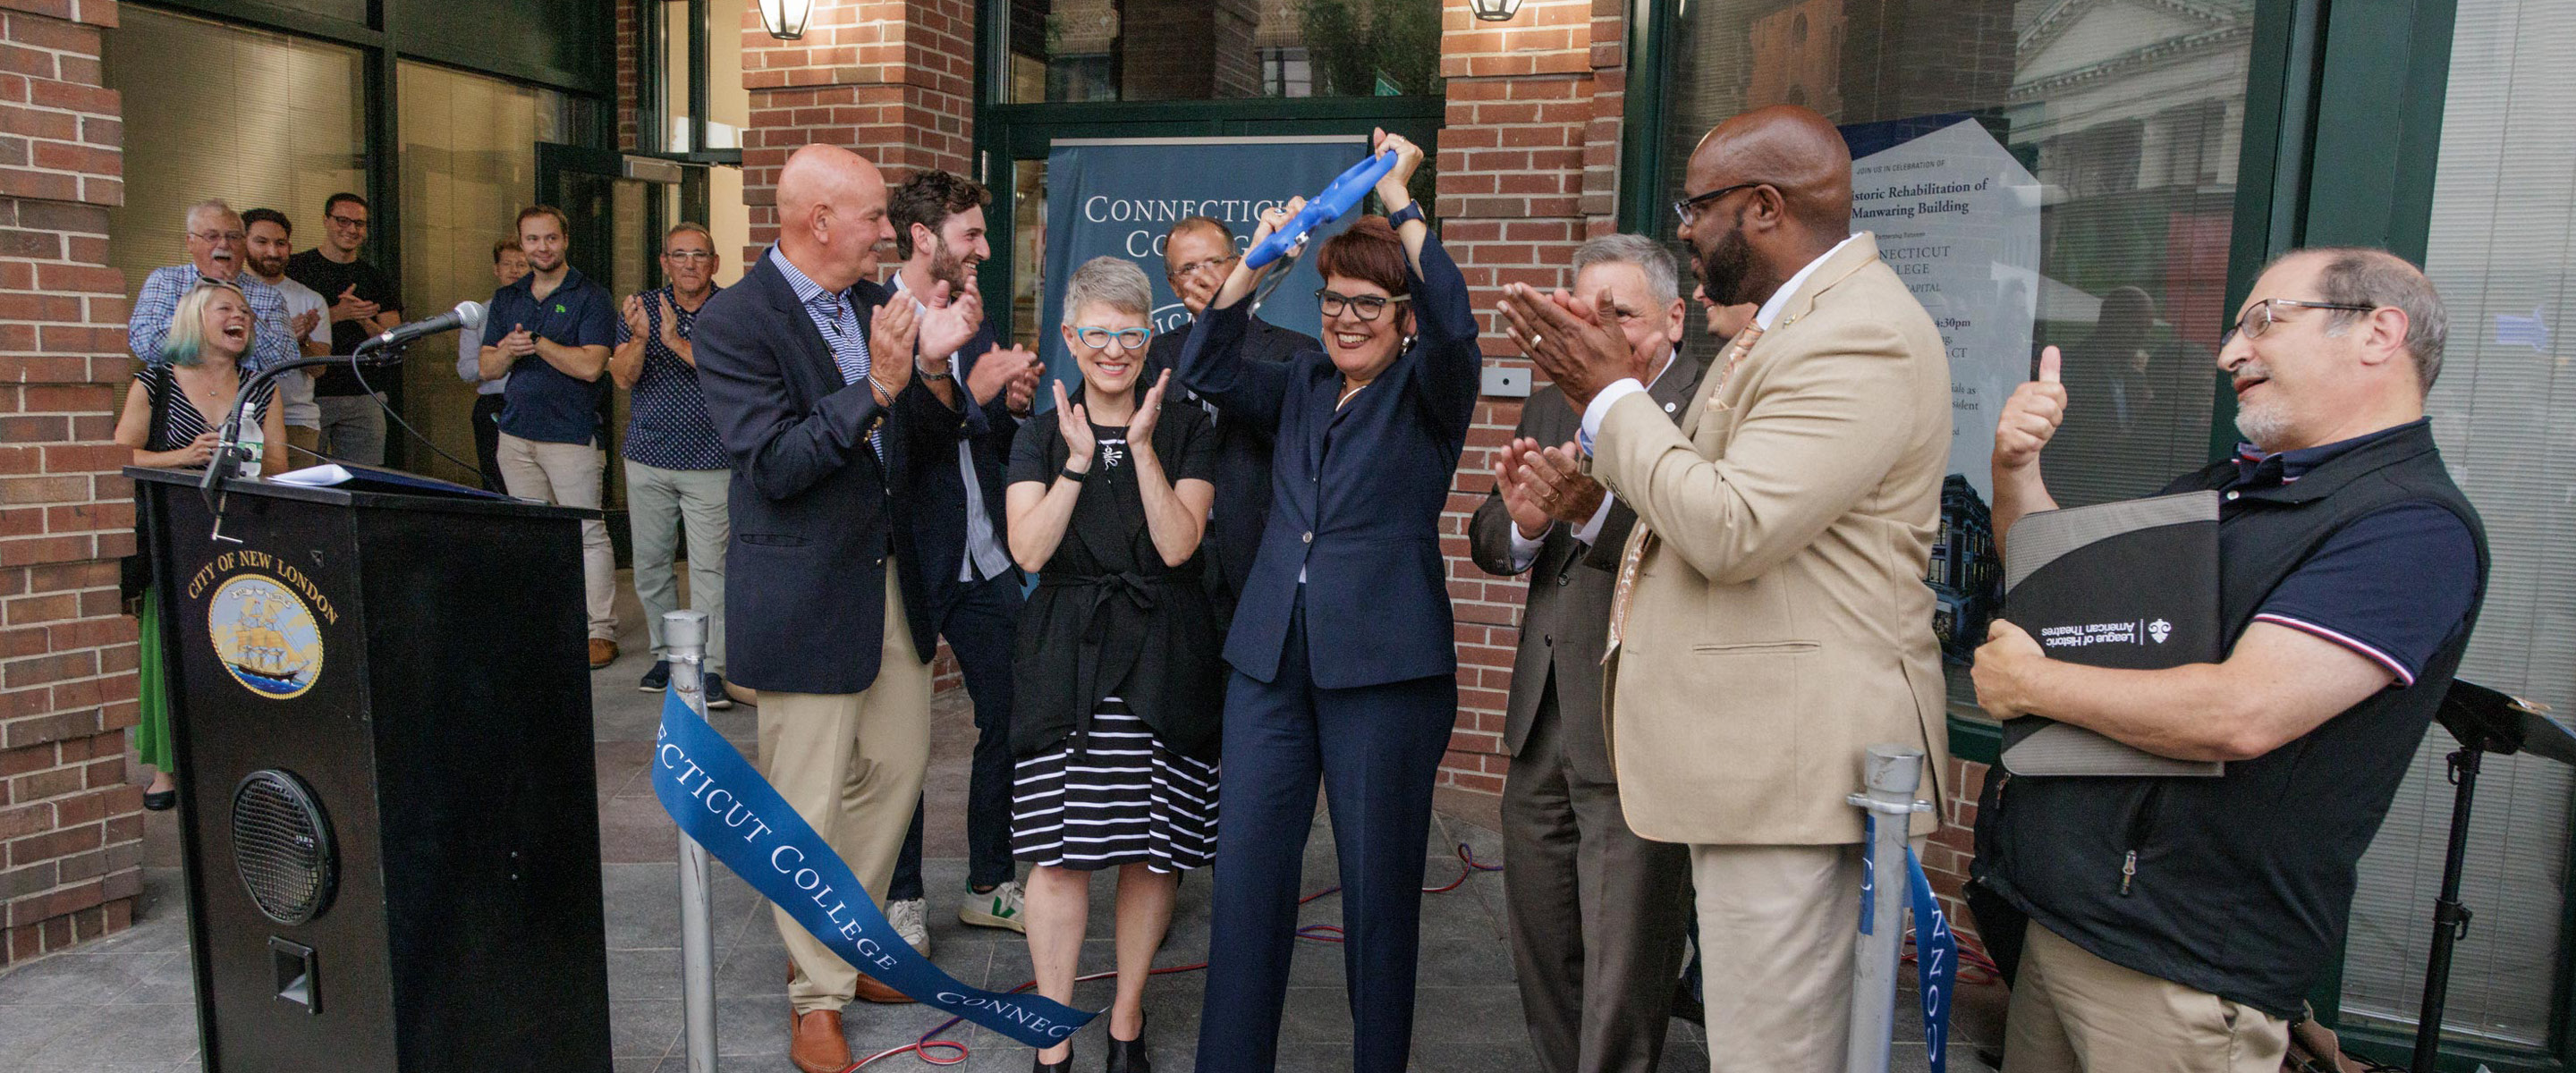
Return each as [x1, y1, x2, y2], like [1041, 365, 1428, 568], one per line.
[739, 0, 976, 254]
[1428, 0, 1625, 794]
[0, 0, 142, 967]
[617, 0, 639, 151]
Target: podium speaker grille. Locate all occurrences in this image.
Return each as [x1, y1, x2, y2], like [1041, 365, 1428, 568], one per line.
[230, 769, 337, 925]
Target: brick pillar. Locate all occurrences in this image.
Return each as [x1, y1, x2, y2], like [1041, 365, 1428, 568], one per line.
[739, 0, 977, 256]
[617, 0, 640, 151]
[1428, 0, 1624, 795]
[0, 0, 143, 966]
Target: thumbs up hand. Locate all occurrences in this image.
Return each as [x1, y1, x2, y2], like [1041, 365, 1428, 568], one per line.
[1993, 345, 2067, 476]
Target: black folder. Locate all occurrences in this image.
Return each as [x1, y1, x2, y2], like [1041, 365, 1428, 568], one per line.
[1998, 490, 2225, 776]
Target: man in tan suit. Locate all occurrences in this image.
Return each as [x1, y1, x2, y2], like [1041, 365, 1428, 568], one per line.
[1502, 105, 1952, 1073]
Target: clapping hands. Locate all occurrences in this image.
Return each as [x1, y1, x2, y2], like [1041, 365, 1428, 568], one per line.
[1493, 437, 1607, 541]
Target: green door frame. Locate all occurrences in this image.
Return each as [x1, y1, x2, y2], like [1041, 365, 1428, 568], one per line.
[1618, 0, 2565, 1069]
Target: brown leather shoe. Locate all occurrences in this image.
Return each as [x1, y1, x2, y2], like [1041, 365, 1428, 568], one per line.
[788, 1009, 848, 1073]
[852, 969, 914, 1004]
[588, 638, 617, 669]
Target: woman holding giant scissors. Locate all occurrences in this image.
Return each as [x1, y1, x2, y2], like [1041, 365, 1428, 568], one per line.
[1182, 130, 1479, 1072]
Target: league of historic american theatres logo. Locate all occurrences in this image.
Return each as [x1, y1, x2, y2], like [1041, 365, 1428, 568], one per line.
[207, 573, 325, 699]
[2148, 618, 2173, 645]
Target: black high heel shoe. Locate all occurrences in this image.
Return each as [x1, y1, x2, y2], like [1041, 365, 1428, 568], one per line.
[1105, 1015, 1149, 1073]
[143, 786, 176, 812]
[1031, 1046, 1072, 1073]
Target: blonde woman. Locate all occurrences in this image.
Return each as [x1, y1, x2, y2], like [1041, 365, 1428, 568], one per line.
[115, 280, 287, 810]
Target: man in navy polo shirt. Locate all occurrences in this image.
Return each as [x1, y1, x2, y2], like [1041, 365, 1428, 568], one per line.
[481, 205, 622, 669]
[610, 222, 736, 706]
[1971, 248, 2486, 1072]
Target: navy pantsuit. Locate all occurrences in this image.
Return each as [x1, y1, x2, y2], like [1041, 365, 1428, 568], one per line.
[1183, 229, 1480, 1073]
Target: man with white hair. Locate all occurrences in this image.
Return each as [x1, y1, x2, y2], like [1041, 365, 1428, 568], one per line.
[1972, 248, 2487, 1072]
[130, 199, 299, 377]
[1471, 233, 1700, 1073]
[691, 143, 980, 1073]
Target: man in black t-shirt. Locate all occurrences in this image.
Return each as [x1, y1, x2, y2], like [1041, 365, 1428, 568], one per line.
[286, 191, 402, 465]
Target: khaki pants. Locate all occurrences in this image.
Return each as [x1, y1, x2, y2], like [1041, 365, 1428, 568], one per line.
[1690, 842, 1863, 1073]
[284, 425, 323, 465]
[2004, 925, 2288, 1073]
[623, 460, 729, 672]
[758, 566, 933, 1014]
[496, 431, 617, 641]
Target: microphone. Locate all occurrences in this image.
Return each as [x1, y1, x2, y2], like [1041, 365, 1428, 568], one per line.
[368, 300, 487, 350]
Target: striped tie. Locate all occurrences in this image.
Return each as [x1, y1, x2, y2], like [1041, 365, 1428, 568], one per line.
[1605, 322, 1764, 659]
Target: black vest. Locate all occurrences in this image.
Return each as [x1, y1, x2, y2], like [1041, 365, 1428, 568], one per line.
[1974, 421, 2487, 1018]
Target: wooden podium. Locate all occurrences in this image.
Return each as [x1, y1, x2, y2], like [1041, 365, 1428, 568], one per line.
[130, 467, 613, 1073]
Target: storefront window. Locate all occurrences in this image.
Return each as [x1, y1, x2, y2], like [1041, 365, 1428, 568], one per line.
[1651, 0, 2252, 690]
[2335, 0, 2572, 1049]
[394, 61, 585, 486]
[1004, 0, 1443, 103]
[104, 7, 368, 304]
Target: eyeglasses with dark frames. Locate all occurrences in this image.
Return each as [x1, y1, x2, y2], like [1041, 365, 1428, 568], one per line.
[1316, 289, 1411, 322]
[1673, 182, 1764, 228]
[1072, 325, 1151, 351]
[326, 214, 369, 229]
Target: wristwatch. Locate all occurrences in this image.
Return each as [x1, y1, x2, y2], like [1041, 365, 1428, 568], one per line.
[1386, 201, 1427, 230]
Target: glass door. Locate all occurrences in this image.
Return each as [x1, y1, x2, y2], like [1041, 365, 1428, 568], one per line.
[535, 144, 682, 561]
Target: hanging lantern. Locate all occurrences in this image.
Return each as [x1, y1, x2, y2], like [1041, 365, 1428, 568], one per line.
[759, 0, 813, 40]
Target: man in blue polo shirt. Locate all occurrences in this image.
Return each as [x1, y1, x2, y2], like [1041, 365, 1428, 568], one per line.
[1971, 248, 2486, 1072]
[481, 205, 621, 669]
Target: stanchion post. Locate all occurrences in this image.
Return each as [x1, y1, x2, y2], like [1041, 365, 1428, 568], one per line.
[1846, 745, 1929, 1073]
[667, 610, 720, 1073]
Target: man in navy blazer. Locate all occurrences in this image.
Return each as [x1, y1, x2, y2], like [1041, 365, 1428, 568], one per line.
[691, 144, 981, 1073]
[1141, 215, 1319, 629]
[878, 169, 1046, 949]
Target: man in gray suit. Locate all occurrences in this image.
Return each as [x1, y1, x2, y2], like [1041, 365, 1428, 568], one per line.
[1470, 233, 1702, 1073]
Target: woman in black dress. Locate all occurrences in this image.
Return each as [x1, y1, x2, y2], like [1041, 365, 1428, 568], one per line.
[1004, 257, 1223, 1073]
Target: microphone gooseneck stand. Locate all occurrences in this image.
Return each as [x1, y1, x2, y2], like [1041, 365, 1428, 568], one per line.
[199, 337, 394, 540]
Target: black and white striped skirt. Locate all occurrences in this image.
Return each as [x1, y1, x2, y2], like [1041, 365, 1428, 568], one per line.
[1010, 700, 1219, 873]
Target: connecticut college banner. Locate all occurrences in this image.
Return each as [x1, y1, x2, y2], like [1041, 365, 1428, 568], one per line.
[1038, 135, 1370, 393]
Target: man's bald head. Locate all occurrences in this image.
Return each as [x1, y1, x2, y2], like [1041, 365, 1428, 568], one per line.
[1690, 106, 1852, 236]
[776, 144, 893, 291]
[1675, 105, 1855, 308]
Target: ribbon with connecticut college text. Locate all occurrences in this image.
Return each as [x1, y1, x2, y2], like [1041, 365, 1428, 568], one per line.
[653, 689, 1096, 1046]
[1860, 816, 1959, 1073]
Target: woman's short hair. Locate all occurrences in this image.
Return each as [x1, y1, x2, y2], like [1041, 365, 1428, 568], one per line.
[161, 280, 251, 368]
[1063, 257, 1152, 320]
[1316, 216, 1410, 298]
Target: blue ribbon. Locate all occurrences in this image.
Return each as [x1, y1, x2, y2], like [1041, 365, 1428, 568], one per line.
[1859, 818, 1958, 1073]
[651, 689, 1096, 1046]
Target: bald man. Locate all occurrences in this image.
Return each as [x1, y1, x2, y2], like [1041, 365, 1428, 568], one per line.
[1503, 105, 1951, 1072]
[1970, 250, 2484, 1072]
[691, 144, 984, 1073]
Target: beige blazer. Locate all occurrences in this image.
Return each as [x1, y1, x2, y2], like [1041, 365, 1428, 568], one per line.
[1592, 232, 1951, 846]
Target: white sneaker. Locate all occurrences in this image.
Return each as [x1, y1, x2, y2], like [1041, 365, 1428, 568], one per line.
[959, 879, 1027, 934]
[886, 897, 929, 956]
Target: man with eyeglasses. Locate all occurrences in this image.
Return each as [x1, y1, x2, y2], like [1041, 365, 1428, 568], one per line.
[1140, 215, 1318, 630]
[1968, 249, 2486, 1073]
[608, 223, 737, 708]
[287, 191, 403, 465]
[1501, 105, 1952, 1073]
[130, 199, 301, 378]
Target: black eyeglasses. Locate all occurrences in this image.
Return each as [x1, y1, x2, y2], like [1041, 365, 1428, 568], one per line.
[1316, 289, 1411, 322]
[1169, 254, 1239, 280]
[326, 214, 369, 229]
[1674, 182, 1764, 228]
[2227, 298, 2379, 343]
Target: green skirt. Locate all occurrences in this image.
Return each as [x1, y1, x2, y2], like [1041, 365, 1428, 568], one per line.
[136, 586, 172, 771]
